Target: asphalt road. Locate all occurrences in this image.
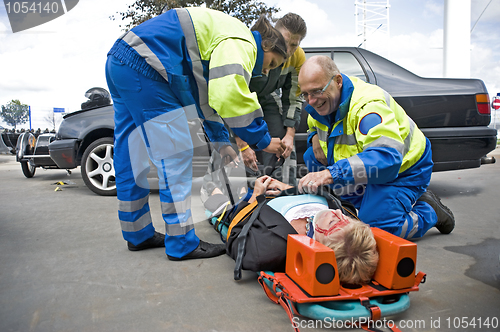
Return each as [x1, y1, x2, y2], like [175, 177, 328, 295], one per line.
[0, 149, 499, 332]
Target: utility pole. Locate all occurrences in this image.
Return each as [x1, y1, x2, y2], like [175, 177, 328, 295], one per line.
[443, 0, 471, 78]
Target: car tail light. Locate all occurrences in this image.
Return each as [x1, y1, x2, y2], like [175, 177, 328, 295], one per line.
[476, 93, 490, 115]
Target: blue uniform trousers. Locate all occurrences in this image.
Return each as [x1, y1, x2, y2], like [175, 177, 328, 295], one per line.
[303, 146, 437, 239]
[105, 55, 199, 258]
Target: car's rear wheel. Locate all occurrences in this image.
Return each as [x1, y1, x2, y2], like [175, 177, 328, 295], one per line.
[21, 160, 36, 178]
[81, 137, 117, 196]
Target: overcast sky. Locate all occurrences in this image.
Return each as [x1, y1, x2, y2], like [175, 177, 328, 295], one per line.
[0, 0, 499, 129]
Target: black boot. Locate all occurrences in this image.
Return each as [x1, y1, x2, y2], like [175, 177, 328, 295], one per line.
[167, 240, 226, 261]
[418, 190, 455, 234]
[127, 232, 165, 251]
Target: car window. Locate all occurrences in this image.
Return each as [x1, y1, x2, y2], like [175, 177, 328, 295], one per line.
[333, 52, 367, 82]
[305, 52, 331, 60]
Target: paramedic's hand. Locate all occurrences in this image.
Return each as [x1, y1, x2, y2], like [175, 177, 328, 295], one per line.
[249, 176, 272, 203]
[298, 170, 333, 194]
[266, 178, 293, 195]
[241, 146, 258, 171]
[312, 134, 327, 165]
[235, 137, 258, 171]
[281, 127, 295, 159]
[220, 145, 240, 166]
[263, 138, 286, 159]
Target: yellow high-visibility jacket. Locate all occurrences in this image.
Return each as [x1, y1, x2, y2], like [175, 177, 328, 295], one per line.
[108, 7, 272, 149]
[306, 75, 430, 186]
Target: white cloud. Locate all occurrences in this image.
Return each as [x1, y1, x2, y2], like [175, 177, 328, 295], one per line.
[471, 43, 500, 96]
[385, 29, 444, 78]
[266, 0, 353, 47]
[0, 0, 125, 129]
[424, 0, 444, 17]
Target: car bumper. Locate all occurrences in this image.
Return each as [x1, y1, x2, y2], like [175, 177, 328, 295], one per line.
[49, 138, 79, 169]
[295, 127, 497, 174]
[422, 127, 497, 172]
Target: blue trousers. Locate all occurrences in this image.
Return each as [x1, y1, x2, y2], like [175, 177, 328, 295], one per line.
[105, 55, 199, 258]
[303, 147, 437, 239]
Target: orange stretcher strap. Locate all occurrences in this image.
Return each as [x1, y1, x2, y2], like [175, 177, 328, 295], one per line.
[360, 296, 382, 321]
[279, 294, 300, 332]
[226, 200, 258, 241]
[257, 273, 280, 304]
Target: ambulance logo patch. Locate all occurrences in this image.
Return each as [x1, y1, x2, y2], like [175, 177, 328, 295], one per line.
[359, 113, 382, 135]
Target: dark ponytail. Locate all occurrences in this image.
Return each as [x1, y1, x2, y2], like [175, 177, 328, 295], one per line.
[251, 15, 288, 59]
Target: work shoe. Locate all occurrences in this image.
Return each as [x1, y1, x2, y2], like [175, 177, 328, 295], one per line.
[418, 190, 455, 234]
[127, 232, 165, 251]
[167, 240, 226, 261]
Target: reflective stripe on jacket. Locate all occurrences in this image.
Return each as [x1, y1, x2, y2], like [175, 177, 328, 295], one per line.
[107, 7, 271, 150]
[280, 47, 306, 128]
[306, 75, 428, 186]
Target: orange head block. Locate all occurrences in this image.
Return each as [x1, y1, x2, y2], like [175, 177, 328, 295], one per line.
[371, 228, 417, 289]
[286, 234, 340, 297]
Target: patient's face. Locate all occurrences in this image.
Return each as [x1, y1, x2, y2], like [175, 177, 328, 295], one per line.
[313, 209, 351, 243]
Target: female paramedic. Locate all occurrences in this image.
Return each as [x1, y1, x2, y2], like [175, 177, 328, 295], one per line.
[105, 7, 288, 261]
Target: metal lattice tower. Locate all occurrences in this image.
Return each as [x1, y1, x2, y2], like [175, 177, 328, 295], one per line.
[355, 0, 391, 56]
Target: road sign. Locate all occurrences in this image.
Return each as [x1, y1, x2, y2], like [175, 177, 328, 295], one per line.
[53, 108, 65, 113]
[492, 97, 500, 110]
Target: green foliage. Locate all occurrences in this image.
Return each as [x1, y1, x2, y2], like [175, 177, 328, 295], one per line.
[110, 0, 279, 30]
[1, 100, 29, 129]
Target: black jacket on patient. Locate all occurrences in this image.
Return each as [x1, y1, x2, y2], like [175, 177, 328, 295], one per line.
[224, 187, 357, 273]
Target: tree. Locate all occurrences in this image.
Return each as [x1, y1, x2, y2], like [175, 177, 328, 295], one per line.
[44, 110, 63, 131]
[110, 0, 280, 30]
[1, 100, 29, 130]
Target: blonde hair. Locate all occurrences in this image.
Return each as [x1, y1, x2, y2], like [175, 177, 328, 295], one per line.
[319, 219, 379, 285]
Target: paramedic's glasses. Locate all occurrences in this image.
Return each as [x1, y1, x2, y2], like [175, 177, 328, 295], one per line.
[300, 75, 335, 100]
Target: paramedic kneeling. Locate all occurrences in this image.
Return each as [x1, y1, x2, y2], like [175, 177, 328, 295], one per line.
[297, 55, 455, 239]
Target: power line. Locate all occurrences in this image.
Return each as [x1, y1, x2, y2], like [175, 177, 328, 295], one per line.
[471, 0, 493, 33]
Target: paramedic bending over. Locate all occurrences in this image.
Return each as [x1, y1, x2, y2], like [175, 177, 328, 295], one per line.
[105, 7, 287, 261]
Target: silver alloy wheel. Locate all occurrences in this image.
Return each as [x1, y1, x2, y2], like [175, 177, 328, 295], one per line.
[81, 137, 116, 196]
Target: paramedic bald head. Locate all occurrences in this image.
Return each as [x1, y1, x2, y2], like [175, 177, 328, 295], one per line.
[296, 55, 455, 240]
[298, 56, 343, 117]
